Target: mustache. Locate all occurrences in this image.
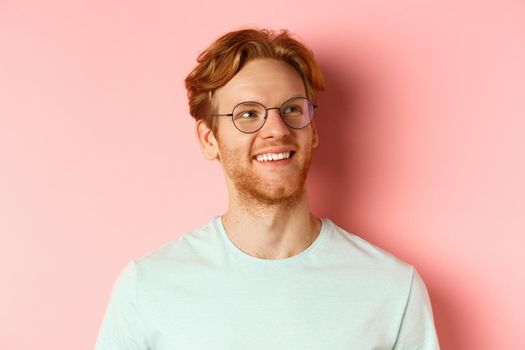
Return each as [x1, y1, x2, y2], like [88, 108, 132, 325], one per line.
[255, 141, 298, 149]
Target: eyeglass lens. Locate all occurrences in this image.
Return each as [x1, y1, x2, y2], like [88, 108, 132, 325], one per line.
[232, 97, 314, 133]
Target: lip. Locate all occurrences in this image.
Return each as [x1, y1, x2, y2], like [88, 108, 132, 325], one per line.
[252, 146, 296, 158]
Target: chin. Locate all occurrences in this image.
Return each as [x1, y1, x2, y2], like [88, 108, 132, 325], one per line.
[241, 182, 307, 206]
[226, 157, 311, 206]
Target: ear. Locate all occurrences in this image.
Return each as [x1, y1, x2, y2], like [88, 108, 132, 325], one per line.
[196, 119, 219, 160]
[311, 121, 319, 149]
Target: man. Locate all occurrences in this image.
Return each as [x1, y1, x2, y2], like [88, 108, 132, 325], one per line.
[95, 28, 440, 349]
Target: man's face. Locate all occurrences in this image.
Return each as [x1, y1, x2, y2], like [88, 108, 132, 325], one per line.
[199, 58, 318, 206]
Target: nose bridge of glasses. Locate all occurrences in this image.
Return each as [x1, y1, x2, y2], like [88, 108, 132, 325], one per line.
[264, 107, 287, 127]
[260, 106, 289, 133]
[265, 106, 282, 118]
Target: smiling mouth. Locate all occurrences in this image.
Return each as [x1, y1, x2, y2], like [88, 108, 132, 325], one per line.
[254, 151, 295, 162]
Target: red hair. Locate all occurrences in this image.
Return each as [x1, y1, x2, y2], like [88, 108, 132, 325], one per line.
[184, 28, 325, 130]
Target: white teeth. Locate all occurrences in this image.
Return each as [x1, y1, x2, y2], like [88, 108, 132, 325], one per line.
[255, 152, 291, 162]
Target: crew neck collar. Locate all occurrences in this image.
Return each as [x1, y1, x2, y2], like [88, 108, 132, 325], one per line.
[213, 216, 329, 265]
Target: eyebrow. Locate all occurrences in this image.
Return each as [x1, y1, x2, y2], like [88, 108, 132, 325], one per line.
[231, 95, 308, 107]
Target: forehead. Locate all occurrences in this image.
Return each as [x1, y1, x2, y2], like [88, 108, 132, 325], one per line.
[213, 58, 306, 109]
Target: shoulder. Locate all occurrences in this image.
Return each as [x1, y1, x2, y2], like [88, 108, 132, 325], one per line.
[131, 218, 221, 276]
[321, 218, 415, 285]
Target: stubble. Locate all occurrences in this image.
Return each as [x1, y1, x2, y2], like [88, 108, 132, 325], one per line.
[219, 141, 314, 211]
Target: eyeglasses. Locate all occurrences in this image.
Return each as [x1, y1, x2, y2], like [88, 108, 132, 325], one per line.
[210, 96, 318, 134]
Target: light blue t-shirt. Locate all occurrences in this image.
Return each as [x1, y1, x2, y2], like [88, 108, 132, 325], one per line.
[95, 217, 440, 350]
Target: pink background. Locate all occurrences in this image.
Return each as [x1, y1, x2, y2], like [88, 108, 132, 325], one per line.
[1, 0, 524, 349]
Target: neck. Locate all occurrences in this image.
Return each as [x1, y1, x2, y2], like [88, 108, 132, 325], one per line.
[222, 189, 321, 260]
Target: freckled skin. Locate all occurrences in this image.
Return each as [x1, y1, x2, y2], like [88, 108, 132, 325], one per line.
[210, 59, 318, 211]
[219, 137, 314, 209]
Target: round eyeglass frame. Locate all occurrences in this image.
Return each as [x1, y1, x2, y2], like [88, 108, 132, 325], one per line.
[209, 96, 318, 134]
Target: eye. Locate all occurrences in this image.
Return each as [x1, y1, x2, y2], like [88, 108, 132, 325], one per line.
[282, 104, 303, 116]
[234, 109, 260, 120]
[233, 102, 265, 121]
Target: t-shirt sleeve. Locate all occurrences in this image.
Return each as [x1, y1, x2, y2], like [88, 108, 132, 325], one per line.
[393, 268, 440, 350]
[95, 261, 150, 350]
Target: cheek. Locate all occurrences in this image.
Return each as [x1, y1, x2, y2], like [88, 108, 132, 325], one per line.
[308, 124, 319, 147]
[216, 140, 251, 164]
[299, 130, 316, 149]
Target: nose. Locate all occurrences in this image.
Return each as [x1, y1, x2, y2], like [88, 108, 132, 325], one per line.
[259, 108, 291, 139]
